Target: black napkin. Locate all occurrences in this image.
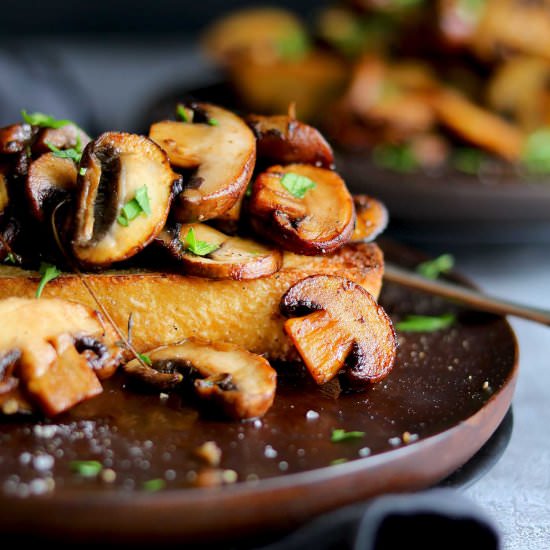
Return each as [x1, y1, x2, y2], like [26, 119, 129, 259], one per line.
[260, 489, 499, 550]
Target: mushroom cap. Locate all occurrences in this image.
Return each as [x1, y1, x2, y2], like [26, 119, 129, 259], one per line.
[149, 103, 256, 223]
[25, 153, 78, 222]
[72, 132, 177, 267]
[125, 338, 277, 419]
[249, 164, 356, 255]
[156, 222, 282, 280]
[247, 113, 334, 168]
[0, 123, 35, 154]
[0, 297, 123, 416]
[32, 124, 91, 156]
[351, 195, 388, 243]
[281, 275, 396, 387]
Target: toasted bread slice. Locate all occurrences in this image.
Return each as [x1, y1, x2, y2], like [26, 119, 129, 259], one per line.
[0, 243, 383, 361]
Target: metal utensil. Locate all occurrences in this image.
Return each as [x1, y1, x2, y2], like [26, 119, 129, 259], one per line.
[384, 262, 550, 327]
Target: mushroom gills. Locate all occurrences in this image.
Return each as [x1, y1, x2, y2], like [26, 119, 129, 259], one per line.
[0, 297, 124, 416]
[124, 339, 277, 419]
[72, 132, 176, 267]
[25, 153, 78, 222]
[281, 275, 397, 388]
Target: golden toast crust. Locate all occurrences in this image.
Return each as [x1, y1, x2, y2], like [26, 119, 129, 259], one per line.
[0, 243, 383, 361]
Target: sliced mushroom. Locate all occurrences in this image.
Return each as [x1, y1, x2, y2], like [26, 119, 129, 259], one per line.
[0, 172, 8, 216]
[25, 153, 78, 222]
[72, 132, 177, 267]
[280, 275, 396, 388]
[124, 339, 277, 419]
[433, 89, 525, 161]
[149, 103, 256, 222]
[249, 164, 355, 255]
[0, 123, 35, 154]
[351, 195, 388, 243]
[0, 297, 123, 416]
[246, 113, 334, 168]
[32, 124, 91, 156]
[156, 222, 282, 280]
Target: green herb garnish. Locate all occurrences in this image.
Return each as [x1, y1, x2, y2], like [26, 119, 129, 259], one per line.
[21, 110, 73, 129]
[176, 104, 190, 122]
[36, 262, 61, 298]
[416, 254, 455, 280]
[395, 313, 456, 333]
[330, 458, 348, 465]
[4, 252, 17, 265]
[207, 118, 219, 127]
[70, 460, 103, 477]
[117, 185, 151, 226]
[331, 429, 365, 443]
[46, 134, 83, 164]
[142, 478, 166, 492]
[183, 227, 219, 256]
[522, 128, 550, 175]
[275, 30, 310, 61]
[281, 172, 317, 199]
[79, 167, 87, 176]
[452, 147, 485, 175]
[372, 144, 418, 173]
[139, 353, 152, 366]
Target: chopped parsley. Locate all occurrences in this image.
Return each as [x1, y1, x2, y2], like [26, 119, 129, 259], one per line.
[46, 134, 83, 164]
[142, 478, 166, 492]
[79, 167, 87, 176]
[36, 262, 61, 298]
[331, 429, 365, 443]
[452, 147, 485, 175]
[395, 313, 456, 333]
[275, 30, 310, 61]
[207, 117, 219, 127]
[372, 143, 418, 173]
[70, 460, 103, 477]
[522, 128, 550, 175]
[21, 110, 73, 129]
[245, 180, 254, 198]
[139, 353, 152, 366]
[117, 186, 151, 226]
[4, 252, 17, 265]
[330, 458, 348, 465]
[183, 227, 219, 256]
[416, 254, 455, 279]
[176, 103, 190, 122]
[281, 172, 317, 199]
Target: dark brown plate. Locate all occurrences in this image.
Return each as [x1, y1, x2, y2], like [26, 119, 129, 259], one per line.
[337, 153, 550, 244]
[0, 242, 518, 544]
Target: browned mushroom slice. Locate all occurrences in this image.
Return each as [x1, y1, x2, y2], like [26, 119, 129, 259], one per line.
[280, 275, 396, 388]
[124, 339, 277, 419]
[0, 297, 123, 416]
[72, 132, 177, 267]
[157, 222, 282, 280]
[249, 164, 355, 255]
[0, 173, 8, 216]
[351, 195, 388, 243]
[149, 103, 256, 222]
[32, 124, 91, 156]
[246, 113, 334, 168]
[433, 89, 525, 161]
[25, 153, 78, 222]
[0, 123, 35, 154]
